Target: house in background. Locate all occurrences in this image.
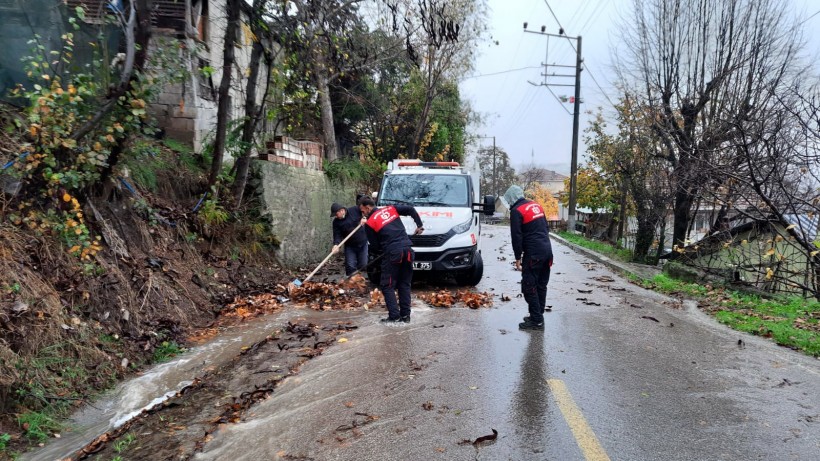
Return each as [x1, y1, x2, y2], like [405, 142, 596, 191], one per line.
[0, 1, 313, 162]
[538, 169, 568, 195]
[681, 214, 820, 297]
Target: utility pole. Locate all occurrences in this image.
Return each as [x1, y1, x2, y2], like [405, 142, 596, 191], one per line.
[523, 23, 582, 233]
[568, 36, 582, 234]
[492, 136, 497, 197]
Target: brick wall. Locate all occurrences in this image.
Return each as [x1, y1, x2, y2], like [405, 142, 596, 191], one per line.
[259, 136, 324, 171]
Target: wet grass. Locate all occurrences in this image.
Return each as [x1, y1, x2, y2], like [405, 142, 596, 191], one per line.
[638, 274, 819, 357]
[555, 231, 633, 262]
[17, 411, 61, 443]
[113, 433, 136, 454]
[152, 341, 186, 363]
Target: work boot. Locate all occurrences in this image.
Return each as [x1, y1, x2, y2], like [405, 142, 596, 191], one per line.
[523, 308, 551, 322]
[381, 317, 401, 323]
[400, 315, 411, 323]
[519, 319, 544, 331]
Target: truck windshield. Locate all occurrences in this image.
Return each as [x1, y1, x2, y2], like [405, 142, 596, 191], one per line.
[379, 174, 469, 207]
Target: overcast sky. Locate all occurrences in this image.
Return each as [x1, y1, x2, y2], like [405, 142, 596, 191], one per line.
[459, 0, 820, 175]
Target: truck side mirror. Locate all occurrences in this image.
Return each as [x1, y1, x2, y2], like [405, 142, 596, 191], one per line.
[483, 195, 495, 215]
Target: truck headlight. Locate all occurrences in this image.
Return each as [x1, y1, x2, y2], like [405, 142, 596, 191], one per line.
[451, 217, 472, 234]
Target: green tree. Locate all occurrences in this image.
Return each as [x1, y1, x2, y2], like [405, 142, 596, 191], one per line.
[474, 145, 515, 197]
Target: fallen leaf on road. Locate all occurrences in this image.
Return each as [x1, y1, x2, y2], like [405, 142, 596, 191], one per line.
[422, 401, 434, 411]
[458, 429, 498, 446]
[593, 276, 615, 283]
[468, 386, 478, 390]
[337, 338, 348, 343]
[577, 289, 592, 293]
[641, 316, 660, 322]
[473, 429, 498, 446]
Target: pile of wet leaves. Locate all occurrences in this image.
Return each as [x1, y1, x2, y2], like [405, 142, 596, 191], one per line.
[221, 292, 285, 320]
[419, 290, 494, 309]
[289, 275, 371, 311]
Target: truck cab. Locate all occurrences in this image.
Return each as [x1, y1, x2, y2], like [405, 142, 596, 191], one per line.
[369, 160, 494, 286]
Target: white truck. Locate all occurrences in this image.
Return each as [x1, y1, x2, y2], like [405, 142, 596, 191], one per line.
[368, 160, 495, 286]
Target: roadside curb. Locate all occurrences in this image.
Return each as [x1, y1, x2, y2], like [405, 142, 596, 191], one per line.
[549, 233, 661, 281]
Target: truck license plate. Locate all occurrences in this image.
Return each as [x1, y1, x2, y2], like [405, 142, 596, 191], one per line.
[413, 262, 432, 270]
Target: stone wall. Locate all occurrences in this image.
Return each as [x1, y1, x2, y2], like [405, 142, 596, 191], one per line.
[252, 160, 356, 268]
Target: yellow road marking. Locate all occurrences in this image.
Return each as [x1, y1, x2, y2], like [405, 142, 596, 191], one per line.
[547, 379, 611, 461]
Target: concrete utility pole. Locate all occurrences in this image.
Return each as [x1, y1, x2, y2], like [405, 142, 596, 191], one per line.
[569, 36, 582, 234]
[523, 23, 582, 233]
[492, 136, 497, 197]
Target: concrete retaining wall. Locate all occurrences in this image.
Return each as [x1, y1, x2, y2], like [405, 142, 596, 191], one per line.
[252, 160, 356, 268]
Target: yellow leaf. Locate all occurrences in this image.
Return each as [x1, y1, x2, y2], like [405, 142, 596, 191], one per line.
[765, 248, 775, 257]
[786, 224, 796, 230]
[765, 268, 774, 280]
[811, 251, 819, 257]
[62, 193, 71, 202]
[338, 338, 348, 343]
[741, 239, 748, 245]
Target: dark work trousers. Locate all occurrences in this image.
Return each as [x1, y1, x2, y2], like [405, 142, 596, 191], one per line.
[521, 255, 552, 324]
[344, 243, 368, 276]
[380, 248, 414, 319]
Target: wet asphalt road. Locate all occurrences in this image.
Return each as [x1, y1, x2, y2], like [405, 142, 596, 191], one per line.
[192, 225, 820, 461]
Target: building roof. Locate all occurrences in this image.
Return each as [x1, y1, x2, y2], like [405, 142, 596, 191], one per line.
[542, 169, 568, 181]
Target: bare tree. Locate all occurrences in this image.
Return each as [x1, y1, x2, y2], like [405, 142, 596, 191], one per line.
[516, 164, 548, 191]
[616, 0, 804, 250]
[208, 0, 242, 187]
[686, 80, 820, 298]
[384, 0, 486, 157]
[231, 0, 275, 207]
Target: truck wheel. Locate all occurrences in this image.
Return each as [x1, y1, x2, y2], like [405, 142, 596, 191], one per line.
[455, 252, 483, 286]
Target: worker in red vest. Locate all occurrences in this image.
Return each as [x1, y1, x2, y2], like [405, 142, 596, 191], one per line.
[505, 185, 554, 331]
[359, 196, 424, 323]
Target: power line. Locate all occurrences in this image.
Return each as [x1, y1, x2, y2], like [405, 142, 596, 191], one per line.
[502, 85, 539, 135]
[492, 23, 528, 108]
[461, 66, 543, 81]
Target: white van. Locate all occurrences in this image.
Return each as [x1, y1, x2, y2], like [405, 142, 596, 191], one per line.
[368, 160, 495, 286]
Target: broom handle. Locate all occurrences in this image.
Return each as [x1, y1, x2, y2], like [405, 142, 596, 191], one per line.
[304, 222, 364, 283]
